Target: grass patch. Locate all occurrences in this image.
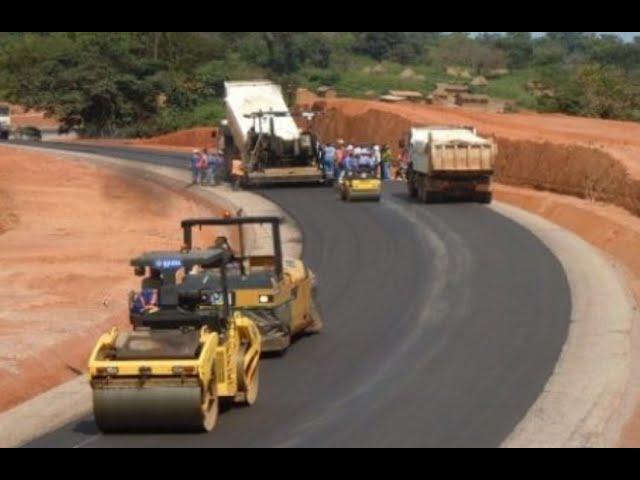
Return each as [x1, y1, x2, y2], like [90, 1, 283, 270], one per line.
[477, 69, 539, 109]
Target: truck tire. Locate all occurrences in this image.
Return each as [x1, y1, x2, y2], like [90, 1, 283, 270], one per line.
[407, 178, 418, 199]
[418, 182, 428, 203]
[477, 192, 493, 204]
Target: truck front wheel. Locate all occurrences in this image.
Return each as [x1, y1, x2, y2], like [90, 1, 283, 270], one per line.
[477, 192, 493, 204]
[407, 178, 418, 198]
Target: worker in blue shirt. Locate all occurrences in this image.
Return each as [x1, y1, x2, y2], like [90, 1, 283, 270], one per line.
[190, 149, 201, 184]
[323, 143, 336, 180]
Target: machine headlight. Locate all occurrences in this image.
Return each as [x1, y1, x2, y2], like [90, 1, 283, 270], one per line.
[96, 366, 119, 376]
[259, 295, 274, 304]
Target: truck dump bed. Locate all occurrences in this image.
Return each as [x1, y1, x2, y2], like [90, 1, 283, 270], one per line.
[222, 81, 323, 186]
[224, 81, 300, 148]
[410, 127, 495, 175]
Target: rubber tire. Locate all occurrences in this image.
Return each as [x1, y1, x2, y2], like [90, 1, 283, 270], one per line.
[408, 178, 418, 199]
[241, 368, 259, 407]
[306, 298, 324, 334]
[477, 192, 493, 204]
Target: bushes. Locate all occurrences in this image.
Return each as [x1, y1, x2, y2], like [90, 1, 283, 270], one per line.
[1, 33, 639, 137]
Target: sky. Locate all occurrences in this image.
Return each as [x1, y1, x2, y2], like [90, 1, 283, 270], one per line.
[479, 32, 639, 42]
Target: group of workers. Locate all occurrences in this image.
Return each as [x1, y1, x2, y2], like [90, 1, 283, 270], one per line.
[189, 140, 407, 187]
[190, 148, 225, 186]
[318, 141, 406, 182]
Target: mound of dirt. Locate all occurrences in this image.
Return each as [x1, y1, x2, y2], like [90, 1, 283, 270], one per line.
[310, 99, 640, 217]
[312, 98, 640, 179]
[6, 104, 60, 129]
[134, 127, 218, 150]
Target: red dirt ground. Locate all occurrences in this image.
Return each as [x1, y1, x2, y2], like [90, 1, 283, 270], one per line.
[132, 127, 218, 150]
[0, 145, 226, 412]
[64, 127, 220, 153]
[309, 98, 640, 179]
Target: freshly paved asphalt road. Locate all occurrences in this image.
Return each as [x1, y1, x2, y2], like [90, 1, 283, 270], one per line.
[19, 142, 571, 447]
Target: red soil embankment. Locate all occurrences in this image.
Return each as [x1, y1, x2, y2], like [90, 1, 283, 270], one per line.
[308, 98, 640, 179]
[310, 99, 640, 217]
[0, 145, 225, 412]
[6, 104, 60, 129]
[65, 127, 219, 153]
[132, 127, 218, 150]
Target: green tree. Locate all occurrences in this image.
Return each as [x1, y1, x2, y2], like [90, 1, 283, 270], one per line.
[493, 32, 534, 69]
[429, 33, 507, 72]
[0, 33, 164, 135]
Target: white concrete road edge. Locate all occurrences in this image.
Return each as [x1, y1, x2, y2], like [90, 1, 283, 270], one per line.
[494, 202, 638, 448]
[0, 145, 303, 448]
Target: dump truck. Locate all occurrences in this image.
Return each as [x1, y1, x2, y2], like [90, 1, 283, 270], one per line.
[182, 215, 323, 353]
[89, 248, 261, 432]
[219, 81, 323, 187]
[405, 126, 496, 203]
[0, 104, 10, 140]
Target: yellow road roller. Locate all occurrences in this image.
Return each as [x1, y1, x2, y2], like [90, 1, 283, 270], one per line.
[181, 216, 323, 354]
[88, 248, 261, 432]
[340, 167, 382, 202]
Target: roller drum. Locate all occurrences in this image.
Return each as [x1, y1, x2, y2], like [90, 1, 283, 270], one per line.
[93, 380, 215, 433]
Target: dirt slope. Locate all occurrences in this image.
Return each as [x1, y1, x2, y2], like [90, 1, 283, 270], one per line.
[310, 98, 640, 217]
[0, 146, 223, 412]
[311, 98, 640, 178]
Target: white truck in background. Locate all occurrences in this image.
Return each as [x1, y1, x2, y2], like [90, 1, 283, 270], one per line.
[405, 126, 496, 203]
[0, 104, 10, 140]
[218, 81, 323, 187]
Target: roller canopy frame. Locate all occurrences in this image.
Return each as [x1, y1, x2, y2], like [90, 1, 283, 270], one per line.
[181, 216, 284, 280]
[130, 248, 232, 270]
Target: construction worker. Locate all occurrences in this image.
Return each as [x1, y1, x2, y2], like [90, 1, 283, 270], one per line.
[373, 145, 381, 177]
[231, 159, 244, 190]
[340, 149, 352, 181]
[382, 145, 393, 180]
[395, 147, 409, 181]
[335, 141, 345, 179]
[204, 149, 215, 186]
[347, 150, 359, 172]
[358, 149, 375, 172]
[190, 149, 200, 184]
[142, 268, 163, 290]
[131, 288, 159, 314]
[212, 151, 224, 185]
[198, 149, 209, 185]
[323, 143, 336, 180]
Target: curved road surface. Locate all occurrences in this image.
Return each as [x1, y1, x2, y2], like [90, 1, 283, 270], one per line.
[18, 142, 571, 447]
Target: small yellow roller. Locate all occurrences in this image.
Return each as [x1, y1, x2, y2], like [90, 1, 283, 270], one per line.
[340, 168, 382, 202]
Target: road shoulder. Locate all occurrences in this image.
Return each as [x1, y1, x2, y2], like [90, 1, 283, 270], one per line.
[494, 198, 639, 447]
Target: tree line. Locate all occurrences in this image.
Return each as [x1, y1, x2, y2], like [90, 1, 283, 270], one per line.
[0, 32, 638, 136]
